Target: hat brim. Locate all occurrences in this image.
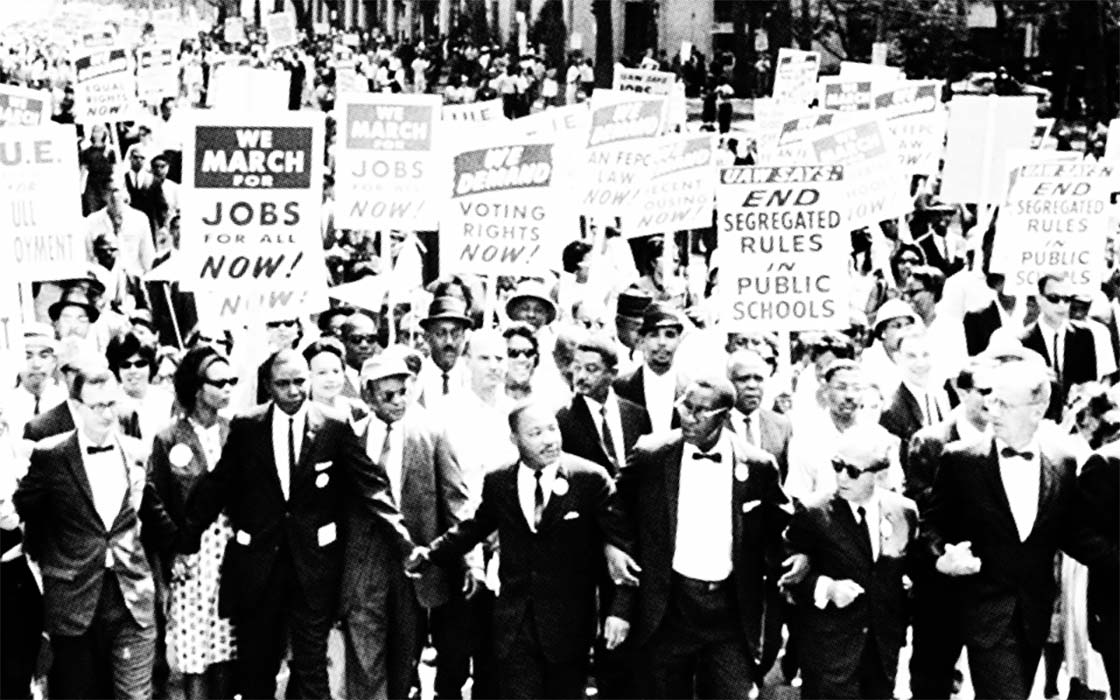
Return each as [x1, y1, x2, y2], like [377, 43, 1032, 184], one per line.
[506, 294, 557, 324]
[419, 314, 472, 330]
[48, 300, 100, 324]
[639, 319, 683, 335]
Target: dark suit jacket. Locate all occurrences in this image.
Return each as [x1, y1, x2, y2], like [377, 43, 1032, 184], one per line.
[880, 382, 953, 472]
[785, 490, 918, 685]
[340, 413, 471, 614]
[14, 432, 177, 636]
[1077, 442, 1120, 652]
[613, 366, 680, 429]
[182, 402, 415, 619]
[904, 417, 962, 512]
[557, 393, 651, 477]
[1021, 321, 1097, 417]
[23, 400, 143, 442]
[611, 430, 791, 665]
[922, 434, 1117, 650]
[963, 300, 1002, 357]
[428, 454, 620, 663]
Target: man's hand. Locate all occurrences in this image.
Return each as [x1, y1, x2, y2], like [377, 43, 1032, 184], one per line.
[405, 547, 431, 579]
[935, 541, 982, 577]
[462, 567, 486, 599]
[828, 579, 865, 609]
[605, 543, 641, 586]
[778, 553, 810, 589]
[603, 616, 630, 650]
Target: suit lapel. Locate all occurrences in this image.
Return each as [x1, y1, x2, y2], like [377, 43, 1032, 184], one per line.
[261, 405, 286, 499]
[832, 496, 873, 564]
[63, 433, 101, 528]
[573, 396, 610, 466]
[538, 461, 569, 531]
[664, 437, 684, 546]
[1031, 448, 1059, 540]
[730, 436, 749, 555]
[178, 418, 208, 473]
[901, 384, 924, 428]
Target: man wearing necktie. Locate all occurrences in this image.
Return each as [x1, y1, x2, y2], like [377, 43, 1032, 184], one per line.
[783, 426, 919, 699]
[181, 350, 417, 699]
[727, 349, 792, 482]
[605, 376, 798, 698]
[15, 362, 177, 699]
[880, 330, 954, 464]
[1020, 273, 1098, 419]
[408, 400, 626, 699]
[923, 350, 1117, 699]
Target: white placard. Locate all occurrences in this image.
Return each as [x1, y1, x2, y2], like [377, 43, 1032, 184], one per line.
[73, 46, 138, 122]
[772, 48, 820, 109]
[0, 84, 52, 127]
[941, 95, 1036, 204]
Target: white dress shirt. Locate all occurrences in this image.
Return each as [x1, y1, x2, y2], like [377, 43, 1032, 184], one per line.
[76, 431, 129, 531]
[672, 433, 734, 581]
[189, 418, 223, 469]
[581, 391, 626, 467]
[849, 493, 882, 562]
[5, 381, 66, 435]
[271, 403, 308, 500]
[1036, 318, 1066, 373]
[418, 358, 470, 411]
[731, 409, 761, 447]
[996, 438, 1041, 542]
[517, 460, 559, 532]
[365, 417, 404, 504]
[643, 366, 678, 434]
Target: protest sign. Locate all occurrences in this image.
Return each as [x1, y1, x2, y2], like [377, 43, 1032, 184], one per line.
[334, 61, 364, 94]
[0, 125, 86, 281]
[267, 11, 298, 48]
[717, 164, 848, 331]
[775, 111, 840, 161]
[627, 134, 715, 238]
[0, 281, 23, 380]
[442, 100, 507, 124]
[195, 286, 330, 327]
[224, 17, 246, 44]
[839, 60, 904, 86]
[1031, 118, 1055, 149]
[136, 44, 178, 105]
[752, 97, 793, 161]
[811, 119, 911, 229]
[178, 112, 327, 292]
[772, 48, 820, 109]
[512, 103, 590, 138]
[818, 78, 874, 112]
[440, 140, 571, 275]
[81, 26, 116, 48]
[0, 84, 51, 127]
[991, 159, 1117, 295]
[875, 82, 947, 176]
[941, 95, 1036, 204]
[578, 91, 668, 220]
[336, 94, 443, 231]
[208, 66, 290, 112]
[73, 46, 138, 122]
[613, 66, 675, 95]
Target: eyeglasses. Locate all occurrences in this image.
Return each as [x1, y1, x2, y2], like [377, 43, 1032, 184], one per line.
[898, 256, 921, 265]
[1042, 293, 1074, 304]
[266, 319, 299, 328]
[273, 378, 307, 389]
[901, 287, 928, 299]
[205, 377, 239, 389]
[80, 399, 117, 413]
[831, 458, 888, 479]
[119, 359, 150, 369]
[674, 398, 727, 420]
[507, 347, 537, 359]
[347, 333, 379, 345]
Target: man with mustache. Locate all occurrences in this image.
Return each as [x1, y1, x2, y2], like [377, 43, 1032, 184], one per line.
[418, 296, 473, 410]
[614, 302, 685, 433]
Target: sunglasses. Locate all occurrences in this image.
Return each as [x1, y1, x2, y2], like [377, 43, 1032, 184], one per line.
[119, 359, 150, 369]
[196, 336, 232, 350]
[1042, 293, 1074, 304]
[205, 377, 239, 389]
[831, 458, 889, 479]
[898, 257, 921, 265]
[266, 319, 299, 328]
[347, 333, 379, 345]
[508, 347, 537, 359]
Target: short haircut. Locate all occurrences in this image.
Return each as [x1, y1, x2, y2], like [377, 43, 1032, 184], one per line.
[464, 329, 502, 357]
[1037, 272, 1070, 296]
[956, 366, 976, 392]
[562, 240, 592, 274]
[503, 322, 540, 366]
[684, 374, 736, 411]
[894, 326, 929, 353]
[727, 348, 770, 375]
[105, 331, 158, 380]
[174, 346, 229, 414]
[910, 265, 945, 302]
[507, 398, 553, 433]
[263, 348, 307, 381]
[302, 337, 346, 367]
[69, 362, 116, 401]
[574, 333, 619, 369]
[823, 359, 862, 384]
[993, 357, 1051, 406]
[809, 333, 854, 363]
[340, 310, 379, 337]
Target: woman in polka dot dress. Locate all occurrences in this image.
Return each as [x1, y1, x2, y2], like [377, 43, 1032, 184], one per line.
[148, 346, 238, 699]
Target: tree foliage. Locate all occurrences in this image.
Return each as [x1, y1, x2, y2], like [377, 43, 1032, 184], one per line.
[529, 0, 566, 68]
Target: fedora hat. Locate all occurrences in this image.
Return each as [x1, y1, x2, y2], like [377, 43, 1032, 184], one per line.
[505, 281, 557, 325]
[638, 301, 683, 336]
[360, 354, 412, 386]
[419, 296, 472, 330]
[49, 285, 100, 324]
[616, 289, 652, 319]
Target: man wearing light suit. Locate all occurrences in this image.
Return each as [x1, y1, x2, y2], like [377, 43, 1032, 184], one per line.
[607, 375, 795, 698]
[15, 363, 177, 699]
[340, 354, 476, 700]
[181, 349, 417, 699]
[727, 349, 792, 482]
[923, 351, 1117, 699]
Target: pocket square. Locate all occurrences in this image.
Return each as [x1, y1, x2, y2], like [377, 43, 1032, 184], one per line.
[314, 461, 332, 472]
[742, 499, 762, 514]
[563, 511, 580, 521]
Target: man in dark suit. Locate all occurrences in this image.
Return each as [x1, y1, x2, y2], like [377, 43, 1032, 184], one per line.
[341, 354, 475, 700]
[558, 333, 652, 477]
[408, 400, 626, 699]
[923, 351, 1117, 699]
[1020, 273, 1097, 418]
[607, 375, 794, 698]
[14, 362, 177, 699]
[1078, 441, 1119, 698]
[613, 302, 684, 433]
[727, 349, 792, 481]
[557, 333, 651, 699]
[785, 425, 919, 699]
[905, 363, 990, 699]
[879, 330, 953, 465]
[182, 349, 417, 699]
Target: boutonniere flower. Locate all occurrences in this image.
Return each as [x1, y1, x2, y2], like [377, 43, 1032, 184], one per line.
[552, 477, 569, 496]
[169, 443, 193, 469]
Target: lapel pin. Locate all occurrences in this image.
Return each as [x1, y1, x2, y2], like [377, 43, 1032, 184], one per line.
[552, 477, 569, 496]
[315, 472, 330, 489]
[169, 443, 192, 468]
[734, 465, 748, 482]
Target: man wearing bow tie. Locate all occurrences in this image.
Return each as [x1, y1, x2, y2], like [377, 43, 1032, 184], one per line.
[923, 350, 1117, 699]
[606, 376, 795, 698]
[408, 400, 625, 699]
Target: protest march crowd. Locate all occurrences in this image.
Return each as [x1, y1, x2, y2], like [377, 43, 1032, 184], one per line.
[0, 3, 1119, 700]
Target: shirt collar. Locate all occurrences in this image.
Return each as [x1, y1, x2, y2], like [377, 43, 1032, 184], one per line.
[76, 426, 118, 453]
[272, 401, 309, 427]
[581, 389, 615, 414]
[847, 489, 880, 518]
[520, 460, 560, 477]
[1037, 317, 1068, 338]
[683, 429, 731, 460]
[995, 436, 1041, 462]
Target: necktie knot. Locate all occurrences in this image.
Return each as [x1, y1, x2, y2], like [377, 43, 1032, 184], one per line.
[86, 444, 114, 455]
[693, 451, 722, 463]
[856, 505, 866, 524]
[1000, 446, 1035, 461]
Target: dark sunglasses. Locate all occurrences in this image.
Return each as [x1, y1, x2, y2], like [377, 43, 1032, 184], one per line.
[119, 359, 150, 369]
[508, 347, 537, 359]
[266, 319, 299, 328]
[205, 377, 239, 388]
[898, 256, 921, 265]
[196, 336, 232, 350]
[1042, 293, 1073, 304]
[831, 458, 889, 480]
[347, 333, 379, 344]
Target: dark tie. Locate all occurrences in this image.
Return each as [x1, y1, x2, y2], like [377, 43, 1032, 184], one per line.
[857, 506, 874, 557]
[1052, 330, 1062, 383]
[600, 404, 618, 468]
[33, 395, 40, 416]
[378, 423, 393, 467]
[693, 451, 722, 462]
[1000, 446, 1036, 461]
[441, 372, 450, 395]
[86, 444, 114, 455]
[287, 418, 296, 490]
[533, 468, 545, 529]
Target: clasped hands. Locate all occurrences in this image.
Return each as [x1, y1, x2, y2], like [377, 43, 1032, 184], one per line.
[406, 546, 486, 599]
